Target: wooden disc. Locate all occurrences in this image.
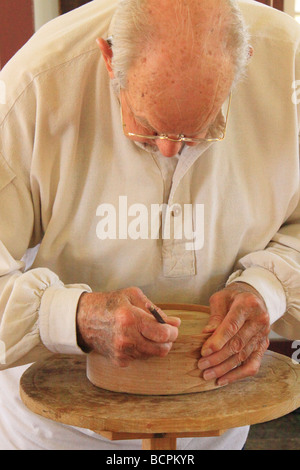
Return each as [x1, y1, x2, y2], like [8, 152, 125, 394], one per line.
[19, 351, 300, 435]
[86, 304, 217, 395]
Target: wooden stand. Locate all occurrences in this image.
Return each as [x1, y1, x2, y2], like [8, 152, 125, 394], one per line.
[20, 351, 300, 450]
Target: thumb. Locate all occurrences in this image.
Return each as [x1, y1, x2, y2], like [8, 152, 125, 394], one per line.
[201, 291, 231, 353]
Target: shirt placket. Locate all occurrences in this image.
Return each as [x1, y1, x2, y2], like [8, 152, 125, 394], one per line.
[160, 145, 209, 279]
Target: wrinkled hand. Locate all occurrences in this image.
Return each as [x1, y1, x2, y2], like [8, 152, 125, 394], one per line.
[198, 282, 270, 386]
[76, 287, 181, 367]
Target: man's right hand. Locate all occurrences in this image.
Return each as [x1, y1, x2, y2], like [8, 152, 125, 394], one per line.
[76, 287, 181, 367]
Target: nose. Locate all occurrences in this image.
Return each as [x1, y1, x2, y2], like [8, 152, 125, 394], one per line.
[155, 138, 183, 158]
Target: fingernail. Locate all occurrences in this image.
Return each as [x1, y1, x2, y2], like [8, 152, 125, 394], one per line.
[203, 324, 218, 333]
[218, 378, 229, 387]
[203, 370, 216, 381]
[201, 348, 213, 357]
[198, 360, 210, 370]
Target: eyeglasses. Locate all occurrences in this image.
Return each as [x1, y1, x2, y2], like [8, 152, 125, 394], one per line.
[121, 92, 232, 144]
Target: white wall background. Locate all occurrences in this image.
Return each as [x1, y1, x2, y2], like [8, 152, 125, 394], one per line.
[285, 0, 296, 16]
[33, 0, 60, 31]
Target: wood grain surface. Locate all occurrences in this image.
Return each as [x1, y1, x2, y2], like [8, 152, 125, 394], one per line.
[20, 351, 300, 436]
[87, 304, 218, 395]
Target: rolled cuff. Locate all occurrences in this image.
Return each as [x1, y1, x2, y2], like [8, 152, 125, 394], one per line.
[226, 266, 287, 326]
[39, 284, 92, 355]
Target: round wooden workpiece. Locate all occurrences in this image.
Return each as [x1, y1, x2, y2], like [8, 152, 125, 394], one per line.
[86, 304, 217, 395]
[19, 351, 300, 438]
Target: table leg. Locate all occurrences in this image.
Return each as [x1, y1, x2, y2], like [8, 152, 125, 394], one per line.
[142, 436, 177, 450]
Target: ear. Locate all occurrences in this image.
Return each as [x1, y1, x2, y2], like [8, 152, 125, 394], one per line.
[96, 38, 115, 79]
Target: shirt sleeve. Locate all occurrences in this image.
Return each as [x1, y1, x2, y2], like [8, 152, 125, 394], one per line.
[0, 152, 92, 371]
[226, 266, 287, 326]
[226, 222, 300, 340]
[226, 39, 300, 341]
[226, 124, 300, 341]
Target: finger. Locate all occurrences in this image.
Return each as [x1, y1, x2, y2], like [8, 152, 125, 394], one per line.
[144, 302, 181, 327]
[216, 346, 267, 386]
[198, 320, 265, 369]
[202, 290, 232, 334]
[125, 290, 181, 328]
[201, 353, 241, 382]
[113, 303, 179, 360]
[125, 288, 181, 327]
[201, 300, 248, 356]
[112, 329, 174, 367]
[200, 332, 263, 379]
[128, 336, 173, 360]
[165, 316, 182, 327]
[138, 312, 180, 343]
[126, 287, 156, 311]
[124, 287, 168, 321]
[141, 322, 179, 343]
[136, 337, 173, 358]
[112, 343, 173, 367]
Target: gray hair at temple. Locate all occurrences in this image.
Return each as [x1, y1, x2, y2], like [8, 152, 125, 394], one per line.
[108, 0, 251, 93]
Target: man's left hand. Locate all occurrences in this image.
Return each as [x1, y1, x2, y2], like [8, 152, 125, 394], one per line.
[198, 282, 271, 386]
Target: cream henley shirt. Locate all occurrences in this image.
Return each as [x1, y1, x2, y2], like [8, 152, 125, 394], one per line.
[0, 0, 299, 450]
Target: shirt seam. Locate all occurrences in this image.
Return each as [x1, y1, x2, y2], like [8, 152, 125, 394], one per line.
[0, 149, 17, 190]
[0, 47, 99, 129]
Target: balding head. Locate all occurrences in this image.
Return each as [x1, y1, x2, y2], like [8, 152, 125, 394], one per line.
[124, 1, 237, 135]
[99, 0, 250, 157]
[109, 0, 250, 92]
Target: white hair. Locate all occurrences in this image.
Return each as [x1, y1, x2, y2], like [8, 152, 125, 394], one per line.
[108, 0, 251, 92]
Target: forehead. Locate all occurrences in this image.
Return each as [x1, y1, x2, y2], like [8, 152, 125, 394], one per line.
[125, 48, 233, 135]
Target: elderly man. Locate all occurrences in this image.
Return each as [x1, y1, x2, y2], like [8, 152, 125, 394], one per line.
[0, 0, 299, 450]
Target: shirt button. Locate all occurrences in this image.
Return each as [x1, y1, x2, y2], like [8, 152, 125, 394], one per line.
[171, 205, 182, 217]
